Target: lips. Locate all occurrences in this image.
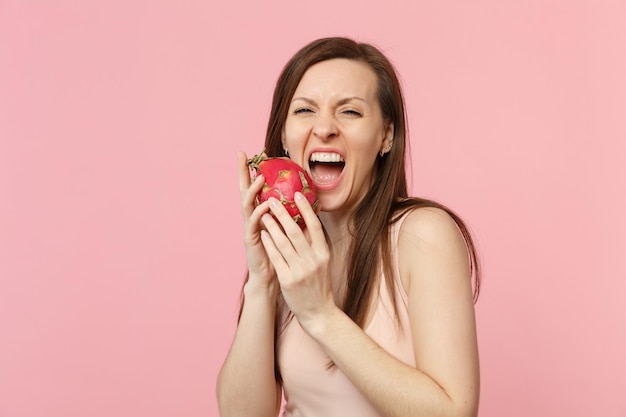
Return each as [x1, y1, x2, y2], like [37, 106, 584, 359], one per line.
[308, 151, 345, 189]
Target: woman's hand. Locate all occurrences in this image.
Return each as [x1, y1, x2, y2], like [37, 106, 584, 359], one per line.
[259, 192, 336, 331]
[238, 151, 276, 287]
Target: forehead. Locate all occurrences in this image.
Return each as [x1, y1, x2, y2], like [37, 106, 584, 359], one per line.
[294, 58, 378, 99]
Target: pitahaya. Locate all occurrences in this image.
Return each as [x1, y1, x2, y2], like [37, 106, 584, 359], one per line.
[247, 150, 319, 229]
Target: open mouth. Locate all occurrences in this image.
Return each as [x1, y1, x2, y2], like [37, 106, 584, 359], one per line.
[309, 151, 345, 187]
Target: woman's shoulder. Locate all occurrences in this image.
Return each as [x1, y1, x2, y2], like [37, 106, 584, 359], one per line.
[395, 201, 471, 292]
[399, 204, 460, 238]
[393, 198, 462, 239]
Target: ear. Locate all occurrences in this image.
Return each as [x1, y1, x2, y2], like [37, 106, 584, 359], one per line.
[380, 121, 394, 154]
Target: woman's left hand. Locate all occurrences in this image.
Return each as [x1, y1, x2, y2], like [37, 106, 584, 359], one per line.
[259, 193, 336, 331]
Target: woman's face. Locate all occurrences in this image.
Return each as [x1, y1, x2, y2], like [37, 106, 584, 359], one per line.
[282, 58, 393, 215]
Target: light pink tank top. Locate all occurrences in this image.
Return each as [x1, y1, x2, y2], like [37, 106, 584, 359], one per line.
[276, 214, 416, 417]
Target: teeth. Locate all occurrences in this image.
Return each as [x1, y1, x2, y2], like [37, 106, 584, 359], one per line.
[309, 152, 344, 163]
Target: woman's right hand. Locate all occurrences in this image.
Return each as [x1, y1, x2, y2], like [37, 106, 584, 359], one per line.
[238, 151, 276, 287]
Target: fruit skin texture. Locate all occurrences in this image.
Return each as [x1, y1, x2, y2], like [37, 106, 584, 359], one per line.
[247, 151, 318, 229]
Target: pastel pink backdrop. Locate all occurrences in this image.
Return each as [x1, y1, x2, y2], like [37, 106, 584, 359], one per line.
[1, 1, 624, 416]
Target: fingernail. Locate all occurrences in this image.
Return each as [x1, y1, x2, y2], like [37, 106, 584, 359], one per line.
[255, 174, 264, 183]
[295, 192, 304, 201]
[269, 198, 278, 208]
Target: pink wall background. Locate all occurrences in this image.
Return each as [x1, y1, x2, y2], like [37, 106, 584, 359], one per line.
[1, 1, 625, 416]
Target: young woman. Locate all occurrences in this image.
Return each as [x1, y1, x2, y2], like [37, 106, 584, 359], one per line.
[217, 37, 481, 417]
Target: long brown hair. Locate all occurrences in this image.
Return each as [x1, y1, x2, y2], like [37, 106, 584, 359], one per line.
[261, 37, 480, 327]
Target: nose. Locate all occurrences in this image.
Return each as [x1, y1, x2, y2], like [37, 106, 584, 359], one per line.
[312, 112, 338, 140]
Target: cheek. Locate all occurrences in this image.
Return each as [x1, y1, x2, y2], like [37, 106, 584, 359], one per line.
[283, 120, 310, 146]
[348, 141, 378, 169]
[349, 140, 381, 179]
[350, 130, 382, 159]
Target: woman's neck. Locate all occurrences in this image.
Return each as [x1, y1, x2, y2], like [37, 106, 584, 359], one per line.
[318, 211, 352, 251]
[317, 210, 353, 305]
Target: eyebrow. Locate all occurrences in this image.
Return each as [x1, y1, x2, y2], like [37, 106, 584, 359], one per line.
[291, 96, 368, 105]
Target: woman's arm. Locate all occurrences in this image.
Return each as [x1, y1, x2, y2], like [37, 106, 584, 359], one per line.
[216, 280, 282, 417]
[311, 207, 479, 417]
[262, 198, 479, 417]
[216, 152, 284, 417]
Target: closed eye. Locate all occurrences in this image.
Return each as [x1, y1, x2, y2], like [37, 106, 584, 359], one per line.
[342, 109, 362, 117]
[294, 107, 314, 115]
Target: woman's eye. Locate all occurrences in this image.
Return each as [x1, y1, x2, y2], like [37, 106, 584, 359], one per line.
[343, 109, 362, 117]
[294, 108, 313, 114]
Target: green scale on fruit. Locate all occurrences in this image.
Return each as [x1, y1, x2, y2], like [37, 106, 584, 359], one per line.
[247, 150, 319, 229]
